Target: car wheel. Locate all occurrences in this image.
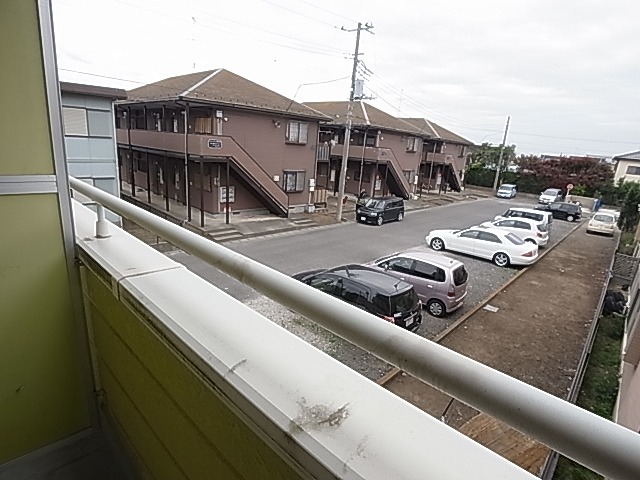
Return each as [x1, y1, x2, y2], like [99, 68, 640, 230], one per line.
[525, 238, 537, 245]
[397, 212, 404, 222]
[430, 238, 445, 251]
[426, 299, 446, 318]
[376, 216, 383, 226]
[493, 252, 510, 267]
[567, 215, 575, 222]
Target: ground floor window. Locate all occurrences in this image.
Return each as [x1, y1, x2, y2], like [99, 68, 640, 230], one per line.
[283, 170, 305, 192]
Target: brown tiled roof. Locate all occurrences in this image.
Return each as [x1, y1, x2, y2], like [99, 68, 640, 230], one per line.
[60, 82, 127, 100]
[123, 69, 328, 120]
[304, 101, 431, 137]
[401, 118, 474, 145]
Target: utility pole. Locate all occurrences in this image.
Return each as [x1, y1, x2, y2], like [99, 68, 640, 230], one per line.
[336, 22, 373, 222]
[492, 116, 511, 191]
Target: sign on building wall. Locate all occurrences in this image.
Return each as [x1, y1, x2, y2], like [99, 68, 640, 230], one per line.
[219, 186, 235, 203]
[208, 138, 222, 149]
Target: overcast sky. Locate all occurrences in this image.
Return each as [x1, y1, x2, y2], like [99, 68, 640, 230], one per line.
[52, 0, 639, 157]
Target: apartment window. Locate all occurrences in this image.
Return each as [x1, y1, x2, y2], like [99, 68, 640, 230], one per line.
[194, 117, 213, 134]
[286, 121, 308, 144]
[626, 166, 640, 175]
[403, 170, 413, 182]
[458, 145, 467, 157]
[283, 170, 305, 192]
[154, 113, 162, 131]
[62, 107, 88, 136]
[406, 136, 419, 152]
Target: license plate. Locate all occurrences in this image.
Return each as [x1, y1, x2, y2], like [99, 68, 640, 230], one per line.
[405, 317, 414, 327]
[360, 216, 366, 221]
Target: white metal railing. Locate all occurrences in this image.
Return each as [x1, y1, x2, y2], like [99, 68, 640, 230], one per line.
[69, 177, 640, 480]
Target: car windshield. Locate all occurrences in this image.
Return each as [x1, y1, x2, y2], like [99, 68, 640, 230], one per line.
[505, 233, 525, 245]
[363, 199, 384, 208]
[389, 288, 419, 314]
[593, 214, 615, 223]
[543, 189, 558, 195]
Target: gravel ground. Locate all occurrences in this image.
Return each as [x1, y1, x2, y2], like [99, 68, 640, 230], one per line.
[246, 218, 580, 381]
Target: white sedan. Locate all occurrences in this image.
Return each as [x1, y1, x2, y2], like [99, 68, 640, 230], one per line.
[480, 217, 549, 247]
[425, 226, 539, 267]
[587, 212, 618, 236]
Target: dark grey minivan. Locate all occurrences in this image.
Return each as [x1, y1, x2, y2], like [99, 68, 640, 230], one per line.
[292, 264, 422, 331]
[355, 196, 404, 226]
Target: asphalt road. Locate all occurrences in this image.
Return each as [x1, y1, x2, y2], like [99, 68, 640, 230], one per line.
[167, 195, 576, 312]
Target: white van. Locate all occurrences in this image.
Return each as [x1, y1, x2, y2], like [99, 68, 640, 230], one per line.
[495, 207, 554, 233]
[539, 188, 563, 204]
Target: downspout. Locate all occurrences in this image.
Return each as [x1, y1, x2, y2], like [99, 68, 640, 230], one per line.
[184, 103, 191, 221]
[225, 158, 230, 225]
[164, 152, 169, 211]
[427, 142, 437, 194]
[358, 128, 367, 195]
[146, 150, 151, 203]
[127, 106, 135, 197]
[200, 158, 205, 227]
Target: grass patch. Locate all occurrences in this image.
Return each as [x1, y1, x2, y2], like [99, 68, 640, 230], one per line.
[552, 314, 625, 480]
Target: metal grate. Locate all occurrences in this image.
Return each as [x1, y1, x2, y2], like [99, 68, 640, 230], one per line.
[612, 253, 639, 282]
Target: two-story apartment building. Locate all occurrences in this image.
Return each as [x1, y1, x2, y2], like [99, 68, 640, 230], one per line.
[115, 69, 330, 220]
[304, 101, 429, 199]
[401, 118, 474, 192]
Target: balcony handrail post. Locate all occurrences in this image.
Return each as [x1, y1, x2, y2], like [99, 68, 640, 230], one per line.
[95, 204, 110, 238]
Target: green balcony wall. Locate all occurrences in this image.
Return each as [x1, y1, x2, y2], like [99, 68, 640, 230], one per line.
[81, 267, 304, 480]
[0, 0, 91, 464]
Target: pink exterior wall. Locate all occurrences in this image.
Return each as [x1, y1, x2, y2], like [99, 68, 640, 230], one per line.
[442, 142, 469, 175]
[223, 110, 318, 207]
[377, 131, 422, 177]
[117, 106, 320, 210]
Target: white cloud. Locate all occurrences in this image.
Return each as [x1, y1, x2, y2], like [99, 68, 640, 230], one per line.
[52, 0, 640, 156]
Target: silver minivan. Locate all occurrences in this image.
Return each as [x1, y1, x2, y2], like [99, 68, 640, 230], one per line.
[366, 250, 468, 318]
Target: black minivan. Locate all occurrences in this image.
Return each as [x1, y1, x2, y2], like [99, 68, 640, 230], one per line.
[292, 265, 422, 331]
[355, 196, 405, 226]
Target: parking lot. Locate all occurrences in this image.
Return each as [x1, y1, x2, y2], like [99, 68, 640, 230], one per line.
[245, 208, 584, 381]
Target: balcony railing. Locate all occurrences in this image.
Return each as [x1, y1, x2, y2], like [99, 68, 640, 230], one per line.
[70, 177, 640, 480]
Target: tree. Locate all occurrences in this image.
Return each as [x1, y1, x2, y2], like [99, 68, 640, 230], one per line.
[469, 143, 516, 169]
[618, 182, 640, 232]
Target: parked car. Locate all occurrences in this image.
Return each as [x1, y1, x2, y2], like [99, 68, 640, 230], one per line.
[355, 196, 404, 225]
[587, 212, 618, 236]
[480, 217, 549, 247]
[366, 250, 468, 318]
[425, 226, 539, 267]
[495, 207, 554, 232]
[292, 265, 422, 331]
[535, 202, 582, 222]
[539, 188, 563, 204]
[496, 183, 517, 199]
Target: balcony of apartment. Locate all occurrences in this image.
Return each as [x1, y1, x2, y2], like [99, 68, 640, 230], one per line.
[13, 178, 640, 479]
[329, 143, 397, 163]
[116, 128, 288, 215]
